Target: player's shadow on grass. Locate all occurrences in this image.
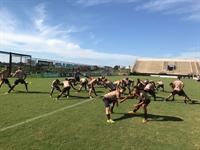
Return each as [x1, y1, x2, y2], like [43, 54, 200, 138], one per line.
[191, 100, 200, 104]
[95, 91, 104, 93]
[163, 99, 200, 105]
[61, 95, 90, 99]
[16, 90, 49, 94]
[97, 86, 106, 88]
[164, 91, 173, 93]
[154, 96, 165, 101]
[114, 113, 183, 122]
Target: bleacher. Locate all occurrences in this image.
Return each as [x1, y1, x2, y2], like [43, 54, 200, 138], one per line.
[131, 58, 200, 76]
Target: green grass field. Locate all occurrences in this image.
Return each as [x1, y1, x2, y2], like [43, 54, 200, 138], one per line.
[0, 75, 200, 150]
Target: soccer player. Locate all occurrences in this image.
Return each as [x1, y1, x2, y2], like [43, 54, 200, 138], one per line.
[5, 66, 28, 94]
[102, 87, 128, 123]
[156, 80, 164, 92]
[0, 66, 12, 89]
[87, 75, 94, 80]
[144, 80, 157, 101]
[76, 78, 88, 93]
[88, 78, 100, 99]
[196, 75, 200, 84]
[103, 78, 116, 92]
[97, 76, 105, 85]
[113, 79, 128, 90]
[50, 79, 61, 98]
[121, 77, 134, 94]
[53, 78, 77, 100]
[113, 80, 123, 89]
[68, 77, 76, 86]
[169, 82, 175, 100]
[74, 70, 84, 86]
[123, 86, 151, 123]
[164, 76, 193, 104]
[136, 78, 146, 90]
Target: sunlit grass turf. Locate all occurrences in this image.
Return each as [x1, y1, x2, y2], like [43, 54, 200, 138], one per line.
[0, 75, 200, 150]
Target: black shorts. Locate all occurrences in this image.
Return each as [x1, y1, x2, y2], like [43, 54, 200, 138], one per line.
[62, 87, 71, 93]
[171, 90, 186, 96]
[14, 79, 26, 85]
[75, 77, 80, 82]
[157, 84, 164, 89]
[138, 99, 151, 106]
[81, 82, 87, 86]
[144, 89, 155, 96]
[52, 86, 61, 91]
[102, 97, 115, 107]
[124, 84, 130, 88]
[1, 79, 10, 84]
[88, 84, 94, 90]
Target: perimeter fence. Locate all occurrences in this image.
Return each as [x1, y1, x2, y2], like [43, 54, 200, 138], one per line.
[0, 51, 116, 77]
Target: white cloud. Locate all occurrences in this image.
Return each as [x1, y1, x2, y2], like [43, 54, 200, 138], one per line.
[75, 0, 137, 7]
[161, 53, 173, 58]
[1, 8, 19, 32]
[1, 2, 199, 67]
[161, 51, 200, 60]
[136, 0, 200, 22]
[33, 3, 47, 31]
[184, 13, 200, 21]
[177, 47, 200, 59]
[89, 32, 95, 39]
[75, 0, 111, 7]
[0, 3, 137, 67]
[177, 51, 200, 59]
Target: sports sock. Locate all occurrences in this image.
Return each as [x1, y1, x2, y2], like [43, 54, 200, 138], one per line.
[144, 113, 147, 120]
[8, 85, 15, 93]
[110, 106, 114, 112]
[106, 114, 111, 120]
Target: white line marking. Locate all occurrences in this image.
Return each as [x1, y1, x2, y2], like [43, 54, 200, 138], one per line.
[0, 98, 93, 132]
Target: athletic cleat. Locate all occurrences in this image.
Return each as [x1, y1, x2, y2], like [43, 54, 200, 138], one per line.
[5, 92, 9, 94]
[50, 95, 52, 98]
[142, 119, 147, 123]
[53, 98, 58, 100]
[90, 96, 93, 99]
[184, 102, 187, 105]
[67, 96, 69, 98]
[164, 99, 167, 102]
[128, 111, 135, 114]
[107, 119, 115, 123]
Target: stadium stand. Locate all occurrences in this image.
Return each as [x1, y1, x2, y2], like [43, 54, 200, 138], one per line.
[131, 58, 200, 76]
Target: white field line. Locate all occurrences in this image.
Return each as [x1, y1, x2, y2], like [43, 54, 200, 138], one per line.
[0, 98, 93, 132]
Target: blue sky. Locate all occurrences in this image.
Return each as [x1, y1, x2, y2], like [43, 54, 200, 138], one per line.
[0, 0, 199, 67]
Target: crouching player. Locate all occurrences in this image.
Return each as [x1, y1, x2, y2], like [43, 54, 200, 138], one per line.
[50, 79, 61, 98]
[102, 87, 129, 123]
[53, 78, 77, 100]
[120, 86, 151, 123]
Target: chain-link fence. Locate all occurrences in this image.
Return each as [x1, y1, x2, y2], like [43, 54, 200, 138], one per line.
[31, 58, 114, 77]
[0, 51, 116, 77]
[0, 51, 31, 74]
